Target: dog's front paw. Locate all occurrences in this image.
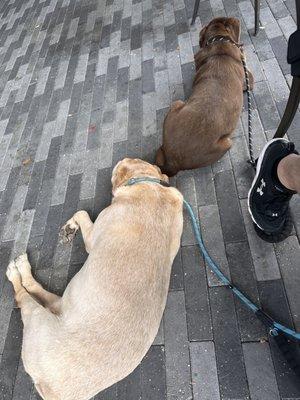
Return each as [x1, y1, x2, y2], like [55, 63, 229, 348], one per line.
[60, 218, 79, 244]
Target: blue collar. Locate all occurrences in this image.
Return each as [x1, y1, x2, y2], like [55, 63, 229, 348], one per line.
[124, 177, 171, 188]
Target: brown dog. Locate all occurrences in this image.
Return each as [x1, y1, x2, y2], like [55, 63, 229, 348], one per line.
[156, 17, 254, 176]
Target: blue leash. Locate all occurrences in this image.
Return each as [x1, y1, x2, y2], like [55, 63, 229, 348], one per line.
[125, 177, 300, 342]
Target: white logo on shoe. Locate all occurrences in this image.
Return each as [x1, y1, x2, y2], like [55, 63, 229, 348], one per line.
[257, 178, 266, 196]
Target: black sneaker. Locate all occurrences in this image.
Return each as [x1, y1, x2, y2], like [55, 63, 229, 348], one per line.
[248, 138, 297, 243]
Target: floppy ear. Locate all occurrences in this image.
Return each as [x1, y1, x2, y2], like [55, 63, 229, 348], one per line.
[111, 162, 129, 193]
[199, 25, 208, 47]
[227, 17, 240, 42]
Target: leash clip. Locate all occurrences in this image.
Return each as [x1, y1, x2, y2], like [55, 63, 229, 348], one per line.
[269, 327, 279, 337]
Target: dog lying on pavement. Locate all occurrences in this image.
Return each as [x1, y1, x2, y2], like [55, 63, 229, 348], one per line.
[156, 17, 254, 176]
[6, 158, 183, 400]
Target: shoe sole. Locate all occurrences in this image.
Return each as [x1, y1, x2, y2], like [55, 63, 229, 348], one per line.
[247, 137, 289, 232]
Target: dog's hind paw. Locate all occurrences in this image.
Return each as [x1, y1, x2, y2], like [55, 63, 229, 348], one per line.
[60, 219, 79, 244]
[6, 260, 21, 282]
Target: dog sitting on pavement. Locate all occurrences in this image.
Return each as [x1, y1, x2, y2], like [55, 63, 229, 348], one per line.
[6, 158, 183, 400]
[156, 17, 254, 177]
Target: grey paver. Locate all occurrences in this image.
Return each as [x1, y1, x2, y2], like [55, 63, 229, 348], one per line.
[182, 245, 213, 340]
[190, 341, 220, 400]
[240, 199, 281, 281]
[214, 170, 247, 243]
[164, 291, 192, 400]
[243, 342, 280, 400]
[198, 204, 231, 287]
[261, 57, 290, 102]
[210, 286, 250, 399]
[275, 236, 300, 330]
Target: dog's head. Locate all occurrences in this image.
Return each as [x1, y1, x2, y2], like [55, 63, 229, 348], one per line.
[111, 158, 169, 194]
[199, 17, 241, 48]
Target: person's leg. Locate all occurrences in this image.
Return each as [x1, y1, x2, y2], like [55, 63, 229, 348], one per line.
[277, 153, 300, 193]
[248, 138, 298, 242]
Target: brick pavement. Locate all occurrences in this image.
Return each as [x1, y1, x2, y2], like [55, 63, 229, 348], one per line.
[0, 0, 299, 398]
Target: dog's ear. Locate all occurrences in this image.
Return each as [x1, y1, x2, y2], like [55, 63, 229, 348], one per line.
[199, 25, 208, 48]
[111, 159, 130, 193]
[226, 17, 240, 43]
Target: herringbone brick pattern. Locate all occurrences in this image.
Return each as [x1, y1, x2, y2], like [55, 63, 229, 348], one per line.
[0, 0, 299, 398]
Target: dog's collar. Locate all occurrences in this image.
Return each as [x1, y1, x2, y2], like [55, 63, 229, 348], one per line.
[205, 35, 243, 49]
[124, 177, 171, 188]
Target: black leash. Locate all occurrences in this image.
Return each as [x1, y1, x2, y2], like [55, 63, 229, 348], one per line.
[240, 48, 256, 167]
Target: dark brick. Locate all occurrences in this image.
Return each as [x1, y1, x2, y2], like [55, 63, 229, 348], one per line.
[116, 66, 129, 102]
[46, 88, 63, 122]
[100, 24, 111, 48]
[69, 81, 84, 116]
[169, 248, 184, 291]
[127, 78, 142, 158]
[197, 0, 214, 25]
[62, 113, 78, 154]
[86, 110, 101, 151]
[141, 346, 167, 399]
[181, 61, 195, 99]
[164, 24, 178, 53]
[111, 10, 122, 33]
[226, 241, 266, 341]
[27, 235, 43, 270]
[43, 136, 62, 181]
[210, 286, 250, 399]
[21, 83, 37, 114]
[116, 363, 142, 399]
[38, 204, 63, 270]
[131, 24, 142, 50]
[142, 59, 155, 94]
[183, 245, 213, 341]
[121, 17, 131, 42]
[175, 8, 189, 35]
[82, 62, 96, 95]
[23, 161, 46, 210]
[0, 241, 13, 295]
[61, 173, 82, 224]
[214, 170, 247, 243]
[106, 56, 119, 89]
[30, 178, 55, 237]
[92, 74, 105, 112]
[258, 280, 300, 398]
[0, 309, 23, 400]
[94, 168, 112, 215]
[0, 166, 21, 215]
